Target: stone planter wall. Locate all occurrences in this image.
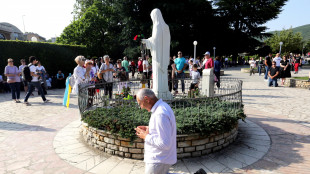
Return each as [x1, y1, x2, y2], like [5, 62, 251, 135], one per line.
[284, 78, 310, 89]
[80, 122, 238, 160]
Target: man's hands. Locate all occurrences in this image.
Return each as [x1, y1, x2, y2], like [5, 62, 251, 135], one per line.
[135, 126, 149, 140]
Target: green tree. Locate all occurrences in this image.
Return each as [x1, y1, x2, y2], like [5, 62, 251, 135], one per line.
[58, 0, 287, 58]
[57, 0, 120, 57]
[213, 0, 288, 56]
[265, 28, 303, 54]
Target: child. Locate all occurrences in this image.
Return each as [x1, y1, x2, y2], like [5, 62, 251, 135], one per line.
[189, 64, 200, 91]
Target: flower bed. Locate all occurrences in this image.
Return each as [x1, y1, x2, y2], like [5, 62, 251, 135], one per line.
[81, 99, 245, 159]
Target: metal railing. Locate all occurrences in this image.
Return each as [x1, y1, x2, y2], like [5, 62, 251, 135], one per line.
[78, 77, 243, 116]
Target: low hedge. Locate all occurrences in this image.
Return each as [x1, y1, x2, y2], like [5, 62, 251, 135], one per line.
[82, 99, 246, 141]
[0, 40, 88, 76]
[293, 76, 309, 80]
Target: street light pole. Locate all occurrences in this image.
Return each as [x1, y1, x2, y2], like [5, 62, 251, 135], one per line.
[22, 15, 26, 33]
[302, 43, 304, 57]
[279, 42, 283, 55]
[213, 47, 216, 59]
[193, 41, 197, 63]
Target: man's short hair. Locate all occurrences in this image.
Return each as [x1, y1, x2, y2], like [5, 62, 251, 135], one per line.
[29, 56, 37, 63]
[103, 55, 109, 60]
[193, 64, 198, 68]
[137, 88, 156, 101]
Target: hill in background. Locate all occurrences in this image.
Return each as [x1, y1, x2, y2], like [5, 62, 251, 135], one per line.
[269, 24, 310, 41]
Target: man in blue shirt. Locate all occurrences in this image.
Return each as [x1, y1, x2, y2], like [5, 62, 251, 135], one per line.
[174, 51, 187, 94]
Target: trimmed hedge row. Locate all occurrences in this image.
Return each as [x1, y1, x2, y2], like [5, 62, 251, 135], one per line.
[0, 40, 88, 77]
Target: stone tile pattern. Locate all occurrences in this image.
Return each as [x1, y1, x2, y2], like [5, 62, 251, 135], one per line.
[80, 122, 238, 160]
[284, 78, 310, 89]
[55, 119, 269, 173]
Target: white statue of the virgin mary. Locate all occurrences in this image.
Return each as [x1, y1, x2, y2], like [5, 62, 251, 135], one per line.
[142, 8, 172, 100]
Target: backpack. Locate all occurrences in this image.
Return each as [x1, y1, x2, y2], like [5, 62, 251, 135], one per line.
[22, 63, 33, 82]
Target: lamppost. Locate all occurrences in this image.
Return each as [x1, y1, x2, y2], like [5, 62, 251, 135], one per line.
[279, 42, 283, 55]
[213, 47, 216, 59]
[22, 15, 26, 33]
[193, 41, 197, 63]
[302, 43, 305, 58]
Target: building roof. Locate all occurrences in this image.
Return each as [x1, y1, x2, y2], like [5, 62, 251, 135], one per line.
[0, 22, 23, 34]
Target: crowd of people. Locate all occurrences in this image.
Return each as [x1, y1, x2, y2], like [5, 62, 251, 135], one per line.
[248, 53, 308, 87]
[71, 50, 221, 99]
[1, 56, 68, 104]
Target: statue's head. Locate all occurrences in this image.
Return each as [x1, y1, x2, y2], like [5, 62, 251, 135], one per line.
[151, 8, 165, 24]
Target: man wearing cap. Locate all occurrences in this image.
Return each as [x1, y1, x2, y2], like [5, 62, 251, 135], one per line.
[203, 51, 214, 69]
[173, 51, 187, 94]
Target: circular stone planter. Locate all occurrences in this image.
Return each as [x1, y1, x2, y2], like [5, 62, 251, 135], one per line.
[241, 68, 258, 73]
[80, 122, 238, 160]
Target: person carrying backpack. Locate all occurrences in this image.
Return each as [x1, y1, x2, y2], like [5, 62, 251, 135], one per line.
[23, 56, 50, 106]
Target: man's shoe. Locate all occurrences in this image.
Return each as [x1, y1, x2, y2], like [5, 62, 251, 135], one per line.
[43, 99, 50, 103]
[23, 102, 31, 106]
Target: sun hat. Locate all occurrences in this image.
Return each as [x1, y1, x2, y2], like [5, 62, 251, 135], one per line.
[204, 51, 210, 55]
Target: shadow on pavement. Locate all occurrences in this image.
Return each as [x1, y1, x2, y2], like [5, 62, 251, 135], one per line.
[241, 115, 310, 173]
[0, 121, 56, 132]
[243, 94, 290, 98]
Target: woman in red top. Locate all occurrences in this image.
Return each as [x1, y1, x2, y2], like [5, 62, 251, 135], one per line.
[130, 59, 136, 78]
[138, 58, 143, 74]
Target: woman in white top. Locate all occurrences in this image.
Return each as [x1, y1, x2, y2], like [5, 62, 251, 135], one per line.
[72, 55, 91, 94]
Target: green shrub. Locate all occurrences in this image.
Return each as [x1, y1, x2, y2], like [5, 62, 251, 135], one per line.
[293, 76, 308, 80]
[0, 40, 87, 76]
[82, 99, 246, 141]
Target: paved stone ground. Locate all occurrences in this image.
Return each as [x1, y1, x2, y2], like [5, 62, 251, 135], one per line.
[53, 119, 269, 174]
[0, 66, 309, 173]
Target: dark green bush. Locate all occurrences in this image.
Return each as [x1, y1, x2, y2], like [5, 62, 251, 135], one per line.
[82, 99, 246, 141]
[0, 40, 87, 76]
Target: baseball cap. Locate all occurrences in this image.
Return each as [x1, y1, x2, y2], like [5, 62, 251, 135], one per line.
[204, 51, 210, 55]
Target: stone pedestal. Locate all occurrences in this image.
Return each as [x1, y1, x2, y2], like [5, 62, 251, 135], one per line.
[202, 69, 214, 97]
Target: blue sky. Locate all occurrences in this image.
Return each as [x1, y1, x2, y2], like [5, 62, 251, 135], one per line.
[265, 0, 310, 31]
[0, 0, 308, 39]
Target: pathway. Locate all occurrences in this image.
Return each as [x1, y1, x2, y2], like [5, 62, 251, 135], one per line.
[0, 66, 309, 173]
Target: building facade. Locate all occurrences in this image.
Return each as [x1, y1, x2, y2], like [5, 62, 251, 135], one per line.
[0, 22, 24, 40]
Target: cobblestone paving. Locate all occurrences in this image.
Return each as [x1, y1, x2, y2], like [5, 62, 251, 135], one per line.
[0, 66, 309, 173]
[54, 119, 269, 174]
